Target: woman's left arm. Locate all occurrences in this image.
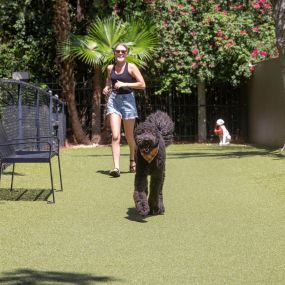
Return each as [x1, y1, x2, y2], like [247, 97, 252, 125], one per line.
[129, 64, 146, 89]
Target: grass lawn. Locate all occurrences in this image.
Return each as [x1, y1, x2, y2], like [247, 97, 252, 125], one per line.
[0, 144, 284, 285]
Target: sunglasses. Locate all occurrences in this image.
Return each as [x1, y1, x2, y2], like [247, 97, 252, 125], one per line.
[115, 49, 127, 54]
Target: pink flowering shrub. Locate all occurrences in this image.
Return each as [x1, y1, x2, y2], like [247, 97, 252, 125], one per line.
[147, 0, 277, 93]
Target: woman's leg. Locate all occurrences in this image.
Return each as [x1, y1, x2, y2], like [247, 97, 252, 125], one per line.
[109, 113, 122, 170]
[123, 118, 136, 170]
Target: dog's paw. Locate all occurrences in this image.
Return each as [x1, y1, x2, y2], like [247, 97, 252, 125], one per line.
[149, 192, 165, 215]
[133, 191, 150, 216]
[149, 206, 165, 215]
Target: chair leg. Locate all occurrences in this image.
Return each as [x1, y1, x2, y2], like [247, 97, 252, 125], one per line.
[57, 155, 63, 191]
[10, 163, 15, 192]
[49, 161, 55, 203]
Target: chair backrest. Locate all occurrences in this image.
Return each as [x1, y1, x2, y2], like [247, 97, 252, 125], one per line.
[0, 121, 16, 158]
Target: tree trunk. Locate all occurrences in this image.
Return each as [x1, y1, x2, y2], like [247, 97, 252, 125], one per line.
[76, 0, 84, 22]
[197, 81, 207, 142]
[91, 66, 102, 143]
[63, 61, 90, 144]
[53, 0, 90, 145]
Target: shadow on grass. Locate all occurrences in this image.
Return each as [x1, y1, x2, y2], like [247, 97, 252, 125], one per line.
[96, 170, 131, 177]
[0, 268, 119, 284]
[168, 149, 284, 160]
[1, 171, 25, 176]
[96, 170, 112, 176]
[0, 188, 52, 201]
[125, 207, 148, 223]
[71, 153, 128, 158]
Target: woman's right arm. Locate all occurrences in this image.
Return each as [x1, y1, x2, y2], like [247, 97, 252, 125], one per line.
[103, 65, 113, 95]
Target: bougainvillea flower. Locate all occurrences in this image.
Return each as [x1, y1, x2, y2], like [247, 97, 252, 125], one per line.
[251, 48, 259, 58]
[214, 4, 221, 11]
[163, 21, 169, 27]
[192, 48, 199, 55]
[189, 4, 196, 12]
[250, 65, 256, 72]
[216, 30, 223, 37]
[264, 3, 272, 10]
[234, 4, 244, 10]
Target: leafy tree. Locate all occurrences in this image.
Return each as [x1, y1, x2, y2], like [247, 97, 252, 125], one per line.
[108, 0, 154, 18]
[61, 16, 158, 143]
[0, 0, 56, 80]
[148, 0, 277, 140]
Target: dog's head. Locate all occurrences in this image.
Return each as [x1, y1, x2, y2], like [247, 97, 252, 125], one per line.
[134, 122, 160, 161]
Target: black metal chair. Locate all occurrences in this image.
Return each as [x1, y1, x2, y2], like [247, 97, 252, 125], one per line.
[0, 122, 63, 203]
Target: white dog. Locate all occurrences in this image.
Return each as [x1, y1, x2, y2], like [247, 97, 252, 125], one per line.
[214, 119, 231, 145]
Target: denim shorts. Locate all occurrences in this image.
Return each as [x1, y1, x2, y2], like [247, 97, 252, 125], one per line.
[106, 92, 138, 120]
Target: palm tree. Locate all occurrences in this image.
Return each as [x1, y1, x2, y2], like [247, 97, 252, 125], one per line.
[61, 16, 158, 143]
[53, 0, 90, 145]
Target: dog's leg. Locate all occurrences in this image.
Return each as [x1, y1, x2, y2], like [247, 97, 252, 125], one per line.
[133, 172, 150, 216]
[148, 171, 165, 215]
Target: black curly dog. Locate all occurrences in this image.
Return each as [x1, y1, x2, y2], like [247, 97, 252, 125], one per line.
[133, 111, 174, 216]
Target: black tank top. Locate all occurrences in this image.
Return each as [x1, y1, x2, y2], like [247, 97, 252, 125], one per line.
[111, 63, 134, 94]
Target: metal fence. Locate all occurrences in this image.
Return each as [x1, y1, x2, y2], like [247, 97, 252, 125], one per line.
[205, 85, 248, 142]
[135, 86, 198, 141]
[0, 79, 66, 146]
[46, 80, 248, 143]
[135, 84, 247, 142]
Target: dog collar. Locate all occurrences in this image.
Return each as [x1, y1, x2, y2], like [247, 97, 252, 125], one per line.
[140, 146, 159, 163]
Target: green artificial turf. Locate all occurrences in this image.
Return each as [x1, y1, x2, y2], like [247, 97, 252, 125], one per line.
[0, 144, 284, 284]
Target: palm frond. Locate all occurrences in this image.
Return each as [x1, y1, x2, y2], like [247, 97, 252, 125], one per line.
[62, 16, 159, 71]
[77, 49, 103, 66]
[126, 55, 147, 69]
[58, 34, 103, 66]
[123, 17, 158, 62]
[89, 17, 126, 50]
